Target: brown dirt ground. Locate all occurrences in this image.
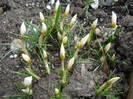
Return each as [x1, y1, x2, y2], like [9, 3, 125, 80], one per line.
[0, 0, 133, 99]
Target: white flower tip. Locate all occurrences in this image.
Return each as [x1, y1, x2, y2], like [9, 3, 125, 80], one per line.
[91, 18, 98, 29]
[43, 49, 47, 59]
[69, 14, 77, 28]
[112, 11, 117, 28]
[60, 43, 65, 60]
[67, 57, 75, 70]
[20, 22, 26, 35]
[107, 77, 120, 85]
[64, 4, 70, 17]
[23, 76, 32, 86]
[55, 0, 60, 12]
[39, 12, 44, 22]
[22, 54, 31, 63]
[41, 22, 47, 34]
[78, 34, 89, 49]
[62, 36, 68, 45]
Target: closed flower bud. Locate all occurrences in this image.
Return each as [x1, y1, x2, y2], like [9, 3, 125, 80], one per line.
[78, 34, 89, 49]
[23, 76, 32, 86]
[41, 22, 47, 34]
[64, 4, 70, 17]
[22, 87, 33, 95]
[62, 36, 68, 45]
[111, 54, 115, 61]
[60, 43, 65, 60]
[67, 57, 75, 70]
[55, 88, 59, 95]
[107, 77, 120, 85]
[100, 56, 106, 63]
[57, 31, 62, 40]
[22, 54, 31, 64]
[69, 14, 77, 28]
[104, 43, 111, 54]
[20, 22, 26, 35]
[43, 49, 47, 59]
[55, 0, 60, 13]
[39, 12, 45, 22]
[90, 18, 98, 30]
[97, 77, 120, 93]
[112, 11, 117, 28]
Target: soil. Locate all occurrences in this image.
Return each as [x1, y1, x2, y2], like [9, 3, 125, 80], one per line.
[0, 0, 133, 99]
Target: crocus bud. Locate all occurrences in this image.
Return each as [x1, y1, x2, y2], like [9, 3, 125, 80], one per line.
[69, 14, 77, 28]
[50, 0, 55, 5]
[90, 18, 98, 30]
[107, 77, 120, 85]
[97, 77, 120, 94]
[23, 76, 32, 86]
[54, 0, 60, 13]
[43, 49, 47, 59]
[22, 87, 33, 95]
[100, 56, 106, 63]
[78, 34, 89, 49]
[66, 57, 75, 70]
[20, 22, 26, 35]
[112, 11, 117, 28]
[60, 43, 65, 60]
[104, 43, 111, 54]
[55, 88, 59, 95]
[57, 31, 62, 40]
[22, 54, 31, 64]
[111, 54, 115, 61]
[62, 36, 68, 45]
[64, 4, 70, 17]
[41, 22, 47, 34]
[39, 12, 45, 22]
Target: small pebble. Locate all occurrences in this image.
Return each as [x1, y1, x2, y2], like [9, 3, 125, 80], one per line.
[10, 55, 14, 58]
[14, 54, 18, 58]
[46, 5, 51, 10]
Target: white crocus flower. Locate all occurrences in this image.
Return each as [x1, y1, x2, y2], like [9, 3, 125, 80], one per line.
[60, 43, 65, 60]
[78, 34, 89, 49]
[41, 22, 47, 34]
[112, 11, 117, 28]
[20, 22, 26, 35]
[67, 57, 75, 70]
[69, 14, 77, 28]
[23, 76, 32, 86]
[90, 18, 98, 30]
[55, 0, 60, 13]
[22, 87, 33, 95]
[64, 4, 70, 17]
[22, 54, 31, 64]
[39, 12, 45, 22]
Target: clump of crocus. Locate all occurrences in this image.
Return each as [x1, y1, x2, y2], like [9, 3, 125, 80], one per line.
[22, 76, 33, 95]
